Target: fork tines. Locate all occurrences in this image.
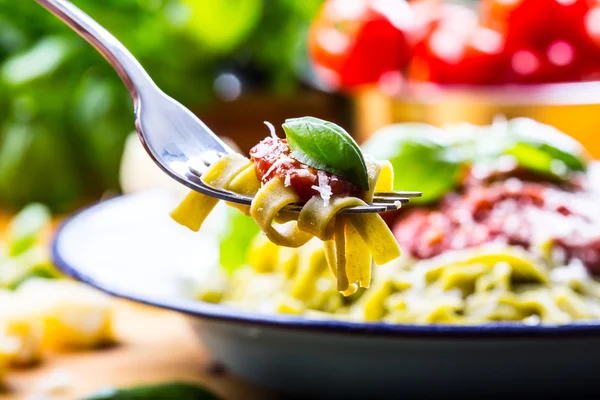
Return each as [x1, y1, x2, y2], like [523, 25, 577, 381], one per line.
[372, 191, 421, 204]
[284, 191, 422, 214]
[192, 172, 421, 214]
[374, 191, 422, 198]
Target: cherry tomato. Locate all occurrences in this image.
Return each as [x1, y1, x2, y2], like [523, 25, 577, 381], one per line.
[407, 3, 508, 85]
[481, 0, 595, 52]
[410, 26, 509, 85]
[581, 4, 600, 79]
[504, 40, 584, 83]
[481, 0, 599, 83]
[480, 0, 548, 41]
[308, 0, 413, 90]
[407, 1, 478, 51]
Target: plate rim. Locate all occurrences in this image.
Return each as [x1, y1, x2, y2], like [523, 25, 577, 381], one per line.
[51, 191, 600, 339]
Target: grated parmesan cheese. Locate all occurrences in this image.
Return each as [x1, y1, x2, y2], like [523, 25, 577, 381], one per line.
[251, 142, 272, 158]
[264, 156, 294, 178]
[284, 173, 291, 187]
[264, 121, 278, 139]
[311, 171, 332, 205]
[294, 169, 313, 177]
[550, 259, 589, 286]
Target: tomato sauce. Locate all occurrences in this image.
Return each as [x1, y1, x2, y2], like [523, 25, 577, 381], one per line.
[391, 170, 600, 274]
[249, 137, 360, 201]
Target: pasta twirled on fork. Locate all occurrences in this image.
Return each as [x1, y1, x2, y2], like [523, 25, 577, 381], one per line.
[170, 120, 401, 295]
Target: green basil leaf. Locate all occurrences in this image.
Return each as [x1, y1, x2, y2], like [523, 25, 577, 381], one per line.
[361, 123, 464, 204]
[444, 118, 588, 180]
[505, 118, 588, 174]
[282, 116, 369, 190]
[82, 382, 220, 400]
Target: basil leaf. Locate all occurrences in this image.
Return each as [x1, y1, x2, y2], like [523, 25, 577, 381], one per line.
[282, 117, 369, 191]
[362, 123, 464, 204]
[445, 118, 589, 180]
[82, 382, 220, 400]
[505, 118, 588, 174]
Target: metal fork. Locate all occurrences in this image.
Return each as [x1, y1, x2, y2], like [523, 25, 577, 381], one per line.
[36, 0, 421, 214]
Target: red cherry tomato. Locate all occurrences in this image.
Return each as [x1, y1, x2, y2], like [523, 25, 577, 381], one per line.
[410, 26, 509, 85]
[407, 3, 509, 85]
[407, 1, 478, 51]
[581, 4, 600, 79]
[480, 0, 549, 42]
[308, 0, 413, 90]
[505, 40, 584, 83]
[481, 0, 594, 52]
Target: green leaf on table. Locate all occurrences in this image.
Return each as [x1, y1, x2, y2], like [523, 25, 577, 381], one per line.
[283, 116, 370, 191]
[6, 202, 51, 256]
[219, 207, 260, 273]
[0, 246, 60, 290]
[362, 123, 464, 204]
[4, 261, 61, 290]
[81, 382, 221, 400]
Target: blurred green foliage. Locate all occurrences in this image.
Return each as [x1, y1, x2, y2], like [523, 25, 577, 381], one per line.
[0, 0, 324, 212]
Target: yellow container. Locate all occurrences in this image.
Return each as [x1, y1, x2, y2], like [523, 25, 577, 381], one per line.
[353, 81, 600, 159]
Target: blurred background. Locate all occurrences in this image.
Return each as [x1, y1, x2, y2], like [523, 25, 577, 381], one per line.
[0, 0, 335, 214]
[1, 0, 600, 214]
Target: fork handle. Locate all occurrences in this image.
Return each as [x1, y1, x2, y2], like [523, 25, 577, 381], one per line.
[35, 0, 155, 107]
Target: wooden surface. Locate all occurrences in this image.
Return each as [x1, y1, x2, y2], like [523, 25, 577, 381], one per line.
[0, 215, 273, 400]
[0, 301, 273, 400]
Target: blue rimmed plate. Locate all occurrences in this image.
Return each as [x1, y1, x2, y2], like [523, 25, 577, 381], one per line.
[52, 189, 600, 399]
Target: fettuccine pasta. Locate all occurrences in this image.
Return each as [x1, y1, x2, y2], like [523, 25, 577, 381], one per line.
[171, 122, 401, 294]
[195, 239, 600, 324]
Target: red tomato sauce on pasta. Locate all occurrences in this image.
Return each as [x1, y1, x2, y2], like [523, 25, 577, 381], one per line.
[392, 168, 600, 274]
[250, 137, 360, 201]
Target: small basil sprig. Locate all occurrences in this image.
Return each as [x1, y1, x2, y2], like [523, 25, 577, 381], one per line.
[282, 117, 369, 190]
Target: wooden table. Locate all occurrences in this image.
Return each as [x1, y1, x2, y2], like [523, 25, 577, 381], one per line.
[0, 215, 273, 400]
[0, 301, 273, 400]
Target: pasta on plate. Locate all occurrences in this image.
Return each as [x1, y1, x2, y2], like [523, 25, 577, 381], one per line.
[200, 239, 600, 324]
[189, 117, 600, 325]
[171, 117, 401, 295]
